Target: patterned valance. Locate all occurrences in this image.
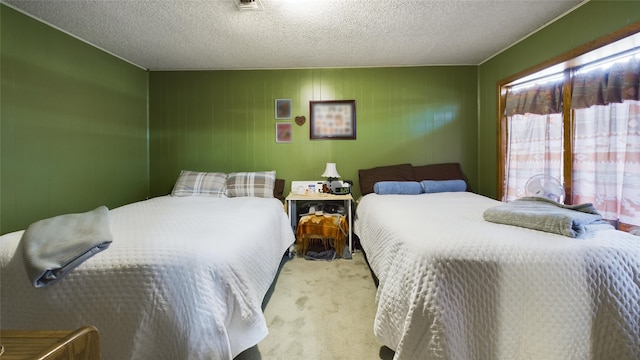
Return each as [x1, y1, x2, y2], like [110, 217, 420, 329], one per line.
[571, 56, 640, 109]
[504, 81, 563, 116]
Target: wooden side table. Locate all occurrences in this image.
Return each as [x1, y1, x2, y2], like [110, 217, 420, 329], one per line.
[285, 192, 353, 254]
[0, 326, 100, 360]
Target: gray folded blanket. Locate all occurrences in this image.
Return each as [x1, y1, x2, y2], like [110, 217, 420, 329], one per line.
[22, 206, 113, 288]
[483, 197, 613, 238]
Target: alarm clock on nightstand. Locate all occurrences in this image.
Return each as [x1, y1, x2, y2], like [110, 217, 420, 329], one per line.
[332, 180, 352, 195]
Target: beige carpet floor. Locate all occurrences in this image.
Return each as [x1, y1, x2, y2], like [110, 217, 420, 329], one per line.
[235, 251, 394, 360]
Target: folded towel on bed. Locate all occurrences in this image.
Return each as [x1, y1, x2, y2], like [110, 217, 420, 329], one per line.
[483, 197, 613, 238]
[22, 206, 113, 288]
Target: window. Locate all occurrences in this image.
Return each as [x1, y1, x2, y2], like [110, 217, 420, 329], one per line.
[498, 25, 640, 230]
[502, 77, 565, 202]
[572, 99, 640, 227]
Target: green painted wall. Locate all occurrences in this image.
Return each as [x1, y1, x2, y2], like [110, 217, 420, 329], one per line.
[1, 5, 149, 234]
[149, 67, 478, 198]
[477, 0, 640, 198]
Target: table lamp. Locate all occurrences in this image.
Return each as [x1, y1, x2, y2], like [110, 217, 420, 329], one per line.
[321, 162, 340, 193]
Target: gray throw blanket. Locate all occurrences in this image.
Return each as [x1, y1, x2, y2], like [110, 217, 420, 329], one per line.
[483, 197, 613, 238]
[22, 206, 113, 288]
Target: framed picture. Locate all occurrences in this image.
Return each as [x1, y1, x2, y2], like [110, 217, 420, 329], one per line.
[275, 99, 292, 119]
[275, 122, 292, 143]
[310, 100, 356, 140]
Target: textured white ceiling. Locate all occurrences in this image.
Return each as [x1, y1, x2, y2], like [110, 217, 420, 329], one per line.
[2, 0, 585, 70]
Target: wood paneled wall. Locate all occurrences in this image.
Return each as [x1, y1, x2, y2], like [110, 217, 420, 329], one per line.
[149, 66, 478, 198]
[1, 5, 149, 234]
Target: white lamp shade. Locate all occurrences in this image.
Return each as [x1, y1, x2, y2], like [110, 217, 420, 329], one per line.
[321, 163, 341, 179]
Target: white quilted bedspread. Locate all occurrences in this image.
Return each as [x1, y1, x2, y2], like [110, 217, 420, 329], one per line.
[355, 192, 640, 360]
[0, 196, 294, 359]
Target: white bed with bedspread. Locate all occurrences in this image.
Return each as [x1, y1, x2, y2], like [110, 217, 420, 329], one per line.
[0, 170, 294, 359]
[354, 163, 640, 360]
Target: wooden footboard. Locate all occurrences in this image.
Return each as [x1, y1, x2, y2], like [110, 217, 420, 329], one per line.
[0, 325, 100, 360]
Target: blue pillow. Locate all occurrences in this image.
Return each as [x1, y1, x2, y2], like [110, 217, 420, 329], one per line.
[373, 181, 423, 195]
[421, 179, 467, 193]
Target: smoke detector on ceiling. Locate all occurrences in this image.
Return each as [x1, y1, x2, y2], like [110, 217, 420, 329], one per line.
[236, 0, 263, 11]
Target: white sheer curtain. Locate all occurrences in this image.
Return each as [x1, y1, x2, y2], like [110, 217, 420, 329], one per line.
[503, 113, 564, 202]
[573, 100, 640, 226]
[503, 79, 564, 202]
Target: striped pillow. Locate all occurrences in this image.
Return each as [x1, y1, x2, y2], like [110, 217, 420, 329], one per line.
[171, 170, 228, 197]
[226, 171, 276, 198]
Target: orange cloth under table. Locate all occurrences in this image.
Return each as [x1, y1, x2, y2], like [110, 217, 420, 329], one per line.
[296, 214, 348, 257]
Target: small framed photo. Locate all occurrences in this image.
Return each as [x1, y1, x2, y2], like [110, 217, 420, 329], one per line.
[275, 122, 292, 143]
[310, 100, 356, 140]
[275, 99, 292, 119]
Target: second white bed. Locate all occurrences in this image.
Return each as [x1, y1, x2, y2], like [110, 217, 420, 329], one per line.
[355, 191, 640, 360]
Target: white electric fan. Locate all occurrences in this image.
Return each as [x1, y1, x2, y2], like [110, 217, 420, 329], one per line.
[525, 174, 565, 203]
